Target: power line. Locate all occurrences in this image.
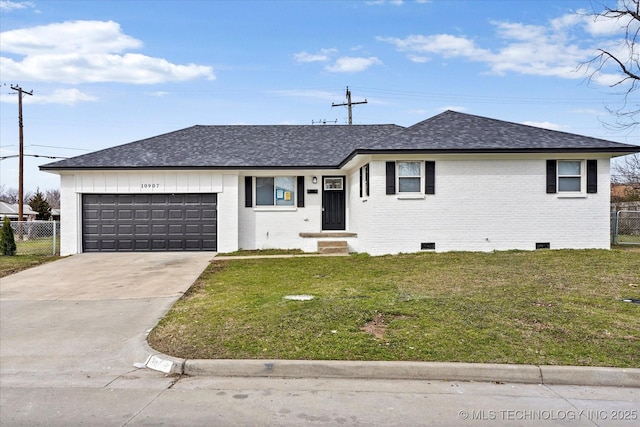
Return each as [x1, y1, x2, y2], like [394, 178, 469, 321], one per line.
[1, 154, 68, 161]
[332, 86, 368, 125]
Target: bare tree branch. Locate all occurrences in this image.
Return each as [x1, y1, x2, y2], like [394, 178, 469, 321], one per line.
[581, 0, 640, 130]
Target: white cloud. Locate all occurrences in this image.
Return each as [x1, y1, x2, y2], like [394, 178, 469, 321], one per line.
[378, 9, 636, 86]
[571, 108, 605, 116]
[522, 121, 566, 131]
[0, 88, 97, 105]
[0, 0, 35, 12]
[0, 20, 215, 84]
[325, 56, 382, 73]
[407, 55, 430, 63]
[293, 48, 337, 63]
[366, 0, 404, 5]
[379, 34, 491, 59]
[146, 91, 170, 97]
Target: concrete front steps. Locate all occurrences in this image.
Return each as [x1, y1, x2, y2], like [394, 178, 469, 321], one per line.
[317, 240, 349, 255]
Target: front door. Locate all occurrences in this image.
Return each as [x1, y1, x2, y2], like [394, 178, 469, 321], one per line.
[322, 176, 346, 230]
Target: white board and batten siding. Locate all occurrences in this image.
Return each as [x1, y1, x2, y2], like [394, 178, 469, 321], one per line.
[58, 171, 239, 255]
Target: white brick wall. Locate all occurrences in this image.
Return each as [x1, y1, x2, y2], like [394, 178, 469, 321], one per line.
[238, 174, 326, 252]
[350, 156, 611, 255]
[55, 156, 612, 256]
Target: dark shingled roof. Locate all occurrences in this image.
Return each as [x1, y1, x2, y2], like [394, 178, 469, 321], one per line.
[41, 111, 640, 171]
[359, 111, 640, 153]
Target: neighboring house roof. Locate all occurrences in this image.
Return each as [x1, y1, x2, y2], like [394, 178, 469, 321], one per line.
[0, 202, 37, 217]
[40, 111, 640, 171]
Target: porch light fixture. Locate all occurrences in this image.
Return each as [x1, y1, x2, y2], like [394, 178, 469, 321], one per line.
[312, 176, 318, 184]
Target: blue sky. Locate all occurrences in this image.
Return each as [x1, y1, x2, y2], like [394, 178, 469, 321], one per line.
[1, 0, 638, 192]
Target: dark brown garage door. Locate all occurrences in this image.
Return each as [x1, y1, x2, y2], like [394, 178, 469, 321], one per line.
[82, 194, 217, 252]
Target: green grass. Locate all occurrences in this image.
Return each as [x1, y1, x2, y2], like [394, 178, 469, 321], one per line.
[0, 255, 60, 278]
[14, 236, 60, 255]
[616, 234, 640, 244]
[218, 248, 307, 256]
[148, 248, 640, 367]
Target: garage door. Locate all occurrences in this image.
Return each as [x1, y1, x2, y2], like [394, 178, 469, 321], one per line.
[82, 194, 217, 252]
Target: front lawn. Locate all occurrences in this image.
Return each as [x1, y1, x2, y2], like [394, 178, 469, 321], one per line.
[0, 255, 60, 278]
[148, 249, 640, 367]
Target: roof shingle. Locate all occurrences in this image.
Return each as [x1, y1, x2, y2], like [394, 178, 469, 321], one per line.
[41, 111, 640, 171]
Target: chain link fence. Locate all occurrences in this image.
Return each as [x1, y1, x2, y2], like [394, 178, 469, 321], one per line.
[7, 221, 61, 255]
[612, 211, 640, 245]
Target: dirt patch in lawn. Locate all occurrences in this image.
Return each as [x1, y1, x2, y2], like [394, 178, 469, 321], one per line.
[361, 313, 410, 340]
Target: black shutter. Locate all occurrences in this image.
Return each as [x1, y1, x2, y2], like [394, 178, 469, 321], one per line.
[587, 160, 597, 193]
[386, 161, 396, 195]
[359, 167, 363, 198]
[297, 176, 305, 207]
[425, 161, 435, 195]
[244, 176, 253, 207]
[546, 160, 557, 194]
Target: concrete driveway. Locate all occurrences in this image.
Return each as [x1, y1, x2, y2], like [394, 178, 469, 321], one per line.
[0, 252, 214, 387]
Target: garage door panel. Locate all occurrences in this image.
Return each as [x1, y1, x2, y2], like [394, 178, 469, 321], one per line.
[168, 209, 183, 219]
[151, 210, 166, 219]
[101, 224, 116, 235]
[102, 210, 116, 220]
[152, 240, 168, 250]
[134, 240, 151, 250]
[185, 209, 201, 219]
[202, 209, 216, 219]
[184, 224, 201, 234]
[135, 210, 149, 219]
[202, 224, 216, 234]
[151, 224, 168, 234]
[118, 210, 134, 220]
[100, 240, 117, 250]
[99, 195, 117, 205]
[135, 224, 150, 234]
[184, 239, 201, 249]
[82, 194, 217, 252]
[151, 195, 166, 204]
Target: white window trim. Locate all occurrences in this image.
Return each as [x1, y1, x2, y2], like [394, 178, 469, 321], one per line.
[361, 164, 370, 199]
[254, 176, 297, 208]
[397, 161, 423, 194]
[253, 207, 298, 212]
[557, 160, 587, 198]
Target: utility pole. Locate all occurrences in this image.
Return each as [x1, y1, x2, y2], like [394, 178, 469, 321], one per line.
[10, 85, 33, 224]
[331, 86, 367, 125]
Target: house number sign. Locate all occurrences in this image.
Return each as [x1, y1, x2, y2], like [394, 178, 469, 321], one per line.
[140, 183, 161, 189]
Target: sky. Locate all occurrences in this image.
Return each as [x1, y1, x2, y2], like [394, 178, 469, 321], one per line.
[1, 0, 639, 193]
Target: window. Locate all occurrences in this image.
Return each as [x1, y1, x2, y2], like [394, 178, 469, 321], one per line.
[386, 161, 436, 195]
[546, 160, 597, 195]
[360, 164, 369, 198]
[398, 161, 421, 192]
[256, 177, 295, 206]
[558, 161, 581, 192]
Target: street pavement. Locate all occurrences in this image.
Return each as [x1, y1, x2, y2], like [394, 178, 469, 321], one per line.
[1, 253, 638, 426]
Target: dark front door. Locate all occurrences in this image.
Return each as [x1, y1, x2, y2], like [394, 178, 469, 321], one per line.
[322, 176, 346, 230]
